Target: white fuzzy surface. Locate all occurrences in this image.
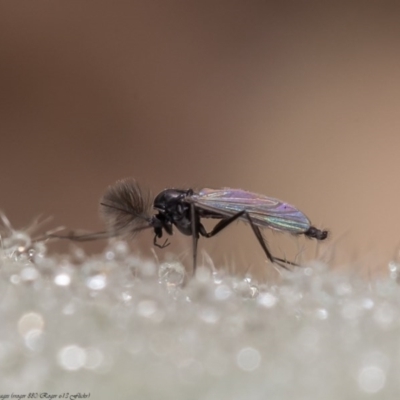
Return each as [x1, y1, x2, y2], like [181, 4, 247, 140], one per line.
[0, 220, 399, 400]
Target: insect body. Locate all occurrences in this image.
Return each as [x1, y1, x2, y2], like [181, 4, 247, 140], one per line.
[151, 187, 327, 270]
[48, 179, 328, 272]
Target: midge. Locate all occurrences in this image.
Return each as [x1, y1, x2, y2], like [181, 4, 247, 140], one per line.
[49, 179, 328, 271]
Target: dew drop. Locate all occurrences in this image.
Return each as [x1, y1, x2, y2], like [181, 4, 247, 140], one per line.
[257, 292, 277, 308]
[54, 273, 71, 287]
[86, 274, 107, 291]
[214, 284, 232, 301]
[57, 345, 87, 371]
[137, 300, 158, 318]
[20, 266, 39, 282]
[18, 312, 45, 337]
[159, 262, 185, 287]
[236, 347, 261, 372]
[358, 366, 386, 393]
[84, 347, 104, 370]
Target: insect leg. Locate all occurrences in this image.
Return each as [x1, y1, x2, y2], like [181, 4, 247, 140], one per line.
[41, 231, 117, 242]
[199, 210, 297, 270]
[191, 203, 199, 273]
[153, 234, 170, 249]
[243, 212, 297, 270]
[199, 210, 246, 238]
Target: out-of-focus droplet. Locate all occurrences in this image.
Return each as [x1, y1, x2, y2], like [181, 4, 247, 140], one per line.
[104, 250, 115, 261]
[121, 291, 132, 303]
[20, 266, 39, 282]
[54, 273, 71, 286]
[257, 292, 277, 308]
[235, 280, 259, 299]
[362, 298, 374, 310]
[236, 347, 261, 372]
[358, 365, 386, 393]
[159, 262, 185, 287]
[10, 274, 20, 285]
[198, 307, 220, 324]
[57, 345, 87, 371]
[315, 308, 328, 320]
[3, 232, 31, 253]
[84, 347, 104, 370]
[212, 271, 224, 284]
[388, 261, 399, 280]
[18, 312, 45, 337]
[112, 241, 129, 258]
[86, 274, 107, 291]
[18, 312, 45, 352]
[137, 300, 158, 319]
[214, 284, 232, 301]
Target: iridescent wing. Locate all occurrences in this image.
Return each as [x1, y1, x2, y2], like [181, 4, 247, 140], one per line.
[189, 188, 311, 234]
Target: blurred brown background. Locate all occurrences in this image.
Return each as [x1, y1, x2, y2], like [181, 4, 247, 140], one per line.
[1, 1, 400, 275]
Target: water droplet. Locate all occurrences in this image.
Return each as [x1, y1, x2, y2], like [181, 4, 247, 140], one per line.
[214, 284, 232, 301]
[159, 262, 185, 287]
[137, 300, 158, 318]
[57, 345, 87, 371]
[10, 274, 20, 284]
[105, 250, 115, 261]
[86, 274, 107, 290]
[315, 308, 328, 320]
[111, 240, 129, 258]
[54, 273, 71, 286]
[388, 261, 399, 273]
[24, 329, 44, 352]
[33, 241, 47, 256]
[362, 298, 374, 310]
[235, 280, 259, 299]
[18, 312, 44, 337]
[3, 231, 31, 253]
[84, 347, 104, 370]
[358, 366, 386, 393]
[257, 292, 277, 308]
[20, 266, 39, 282]
[199, 307, 220, 324]
[121, 291, 132, 303]
[71, 246, 86, 262]
[212, 271, 224, 284]
[236, 347, 261, 371]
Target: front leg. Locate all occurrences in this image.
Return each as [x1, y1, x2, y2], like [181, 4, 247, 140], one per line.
[153, 227, 170, 249]
[153, 234, 170, 249]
